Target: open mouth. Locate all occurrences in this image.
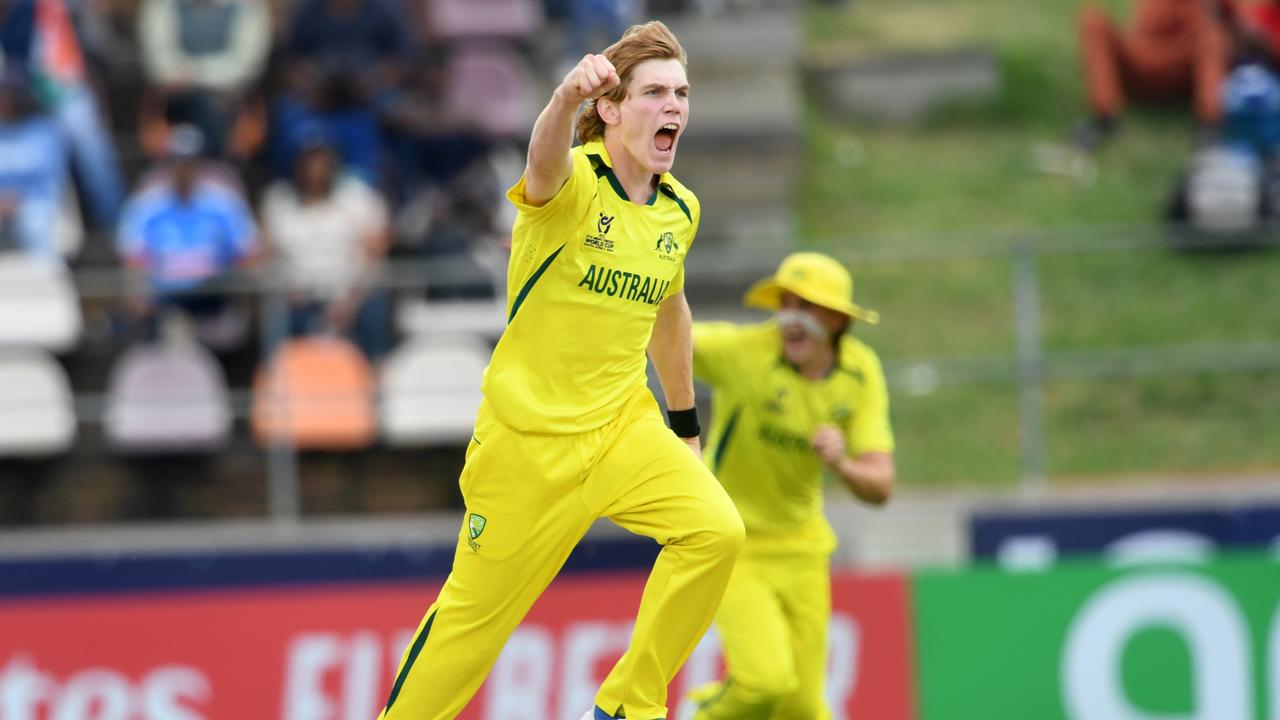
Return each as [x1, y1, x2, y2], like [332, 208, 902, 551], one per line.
[782, 326, 808, 344]
[655, 123, 680, 153]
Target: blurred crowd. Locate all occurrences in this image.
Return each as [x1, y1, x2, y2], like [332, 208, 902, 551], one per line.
[1072, 0, 1280, 239]
[1, 0, 739, 523]
[0, 0, 560, 358]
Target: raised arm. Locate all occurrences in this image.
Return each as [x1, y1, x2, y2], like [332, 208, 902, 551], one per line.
[648, 290, 700, 457]
[524, 54, 620, 206]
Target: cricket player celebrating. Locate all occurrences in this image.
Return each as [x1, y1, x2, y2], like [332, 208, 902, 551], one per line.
[687, 252, 896, 719]
[379, 21, 744, 720]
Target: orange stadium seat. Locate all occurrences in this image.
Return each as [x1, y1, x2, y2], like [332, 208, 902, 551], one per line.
[251, 337, 377, 450]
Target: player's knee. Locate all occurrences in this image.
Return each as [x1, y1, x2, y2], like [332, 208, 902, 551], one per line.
[704, 504, 745, 557]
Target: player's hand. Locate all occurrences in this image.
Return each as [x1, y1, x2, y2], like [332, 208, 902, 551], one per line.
[555, 54, 620, 106]
[681, 435, 702, 459]
[812, 424, 846, 466]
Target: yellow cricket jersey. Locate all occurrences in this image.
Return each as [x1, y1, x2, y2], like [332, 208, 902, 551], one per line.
[484, 139, 701, 433]
[693, 321, 894, 554]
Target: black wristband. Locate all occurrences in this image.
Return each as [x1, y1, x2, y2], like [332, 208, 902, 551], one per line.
[667, 407, 701, 438]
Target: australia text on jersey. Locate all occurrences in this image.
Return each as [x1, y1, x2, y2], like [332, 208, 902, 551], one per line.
[578, 263, 672, 306]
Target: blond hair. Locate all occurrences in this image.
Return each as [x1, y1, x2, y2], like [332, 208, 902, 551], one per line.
[575, 21, 688, 143]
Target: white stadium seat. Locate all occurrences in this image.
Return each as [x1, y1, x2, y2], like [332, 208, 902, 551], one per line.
[104, 343, 233, 453]
[0, 253, 83, 352]
[380, 335, 490, 446]
[0, 351, 76, 456]
[396, 296, 507, 341]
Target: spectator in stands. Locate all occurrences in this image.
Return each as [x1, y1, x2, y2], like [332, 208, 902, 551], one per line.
[269, 0, 405, 182]
[1074, 0, 1233, 151]
[383, 49, 493, 203]
[117, 125, 258, 332]
[136, 0, 271, 160]
[0, 68, 71, 262]
[261, 125, 392, 360]
[383, 49, 503, 301]
[1222, 0, 1280, 67]
[565, 0, 630, 69]
[0, 0, 125, 230]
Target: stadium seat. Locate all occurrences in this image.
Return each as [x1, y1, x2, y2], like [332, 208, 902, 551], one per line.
[422, 0, 540, 41]
[0, 253, 83, 352]
[444, 45, 535, 139]
[104, 343, 233, 453]
[0, 351, 76, 456]
[252, 337, 377, 450]
[380, 335, 489, 446]
[395, 295, 507, 341]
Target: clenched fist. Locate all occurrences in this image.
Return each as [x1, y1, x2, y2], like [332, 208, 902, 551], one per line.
[811, 424, 846, 467]
[555, 54, 621, 105]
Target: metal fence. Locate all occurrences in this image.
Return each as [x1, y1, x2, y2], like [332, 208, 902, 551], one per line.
[9, 223, 1278, 521]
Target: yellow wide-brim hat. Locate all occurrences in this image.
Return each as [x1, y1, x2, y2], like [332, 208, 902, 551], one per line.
[744, 252, 879, 324]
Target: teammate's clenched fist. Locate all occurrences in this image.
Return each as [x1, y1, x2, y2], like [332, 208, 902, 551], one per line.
[555, 53, 621, 105]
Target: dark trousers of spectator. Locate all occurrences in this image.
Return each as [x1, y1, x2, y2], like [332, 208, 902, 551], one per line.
[271, 94, 385, 184]
[391, 132, 490, 205]
[1079, 2, 1231, 124]
[285, 290, 392, 362]
[135, 287, 231, 343]
[165, 90, 238, 159]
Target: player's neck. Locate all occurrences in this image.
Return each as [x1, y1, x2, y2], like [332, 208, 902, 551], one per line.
[603, 134, 658, 205]
[795, 345, 837, 380]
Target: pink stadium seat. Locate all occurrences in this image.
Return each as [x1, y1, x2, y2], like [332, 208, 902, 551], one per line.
[444, 45, 535, 139]
[252, 337, 377, 450]
[422, 0, 540, 41]
[104, 343, 233, 453]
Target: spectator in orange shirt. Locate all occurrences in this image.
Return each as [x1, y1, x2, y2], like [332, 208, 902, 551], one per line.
[1074, 0, 1233, 151]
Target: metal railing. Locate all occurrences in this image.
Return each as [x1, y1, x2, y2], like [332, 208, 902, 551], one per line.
[817, 223, 1280, 489]
[5, 222, 1277, 519]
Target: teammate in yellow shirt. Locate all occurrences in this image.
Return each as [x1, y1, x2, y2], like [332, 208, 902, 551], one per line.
[379, 22, 744, 720]
[688, 252, 896, 719]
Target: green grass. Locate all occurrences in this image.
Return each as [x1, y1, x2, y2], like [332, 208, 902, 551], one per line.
[800, 0, 1280, 487]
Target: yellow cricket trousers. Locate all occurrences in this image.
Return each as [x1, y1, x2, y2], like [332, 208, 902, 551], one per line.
[380, 386, 745, 720]
[690, 549, 833, 720]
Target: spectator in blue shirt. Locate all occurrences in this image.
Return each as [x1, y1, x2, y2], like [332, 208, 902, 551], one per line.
[0, 69, 71, 262]
[269, 0, 405, 183]
[1, 0, 126, 231]
[117, 125, 258, 324]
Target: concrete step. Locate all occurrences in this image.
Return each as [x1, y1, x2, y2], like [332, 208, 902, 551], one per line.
[681, 71, 801, 138]
[665, 5, 803, 76]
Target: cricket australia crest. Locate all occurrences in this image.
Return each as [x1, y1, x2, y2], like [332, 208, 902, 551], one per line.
[468, 513, 487, 551]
